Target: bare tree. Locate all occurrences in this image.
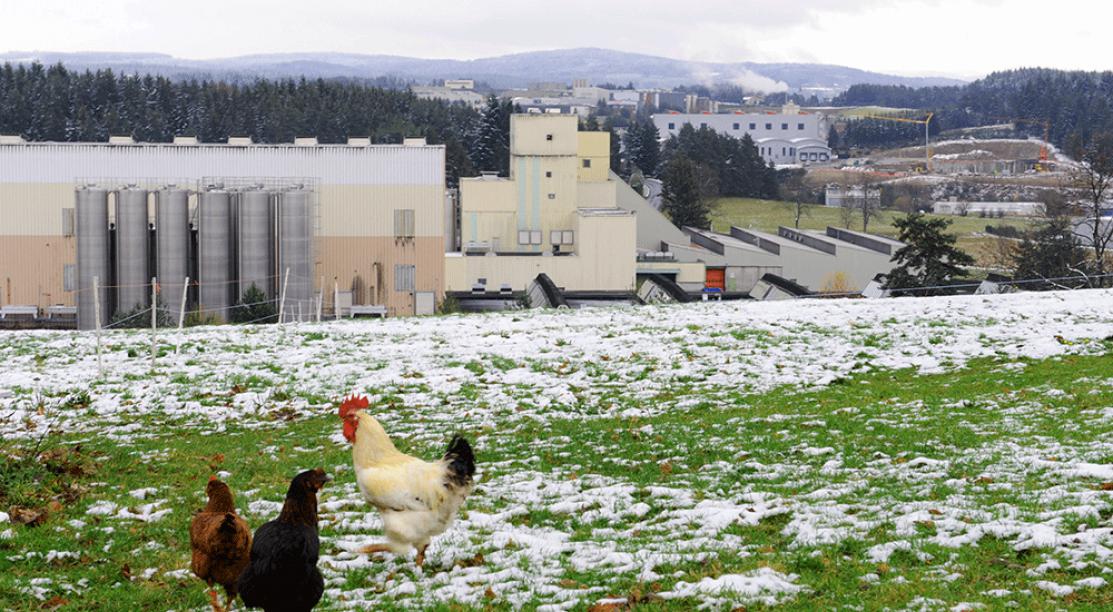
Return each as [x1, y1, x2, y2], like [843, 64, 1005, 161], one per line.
[839, 199, 858, 229]
[778, 168, 811, 228]
[1070, 134, 1113, 287]
[859, 177, 882, 232]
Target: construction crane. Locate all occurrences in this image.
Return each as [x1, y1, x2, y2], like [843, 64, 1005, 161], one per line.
[861, 112, 935, 172]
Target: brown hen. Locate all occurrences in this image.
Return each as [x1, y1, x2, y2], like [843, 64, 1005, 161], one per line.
[190, 477, 252, 612]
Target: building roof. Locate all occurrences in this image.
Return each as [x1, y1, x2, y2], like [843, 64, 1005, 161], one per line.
[758, 273, 814, 297]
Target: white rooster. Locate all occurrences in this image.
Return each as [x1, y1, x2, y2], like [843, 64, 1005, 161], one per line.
[338, 394, 476, 566]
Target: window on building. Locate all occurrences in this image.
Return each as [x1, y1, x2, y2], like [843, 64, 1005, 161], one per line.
[749, 122, 756, 130]
[545, 171, 552, 178]
[790, 147, 795, 156]
[519, 230, 542, 245]
[531, 230, 542, 244]
[61, 208, 74, 237]
[545, 134, 553, 141]
[810, 152, 818, 160]
[63, 264, 76, 292]
[820, 153, 829, 161]
[394, 264, 415, 292]
[667, 122, 675, 129]
[549, 230, 575, 245]
[798, 123, 805, 130]
[518, 230, 531, 245]
[765, 123, 772, 130]
[393, 209, 415, 239]
[548, 193, 556, 200]
[781, 123, 788, 130]
[732, 123, 740, 130]
[781, 147, 786, 156]
[582, 159, 591, 168]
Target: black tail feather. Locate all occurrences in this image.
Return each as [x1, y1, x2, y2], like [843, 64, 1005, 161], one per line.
[444, 436, 476, 487]
[218, 512, 239, 535]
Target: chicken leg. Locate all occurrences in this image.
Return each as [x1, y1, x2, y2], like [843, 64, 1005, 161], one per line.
[208, 588, 225, 612]
[415, 545, 428, 568]
[358, 543, 394, 555]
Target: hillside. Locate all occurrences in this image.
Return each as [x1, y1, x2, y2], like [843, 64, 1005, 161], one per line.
[0, 48, 968, 91]
[1, 292, 1112, 608]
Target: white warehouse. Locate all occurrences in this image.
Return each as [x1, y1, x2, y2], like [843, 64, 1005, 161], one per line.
[652, 103, 832, 166]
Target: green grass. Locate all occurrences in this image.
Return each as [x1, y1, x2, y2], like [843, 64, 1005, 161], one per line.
[2, 349, 1112, 609]
[710, 197, 1033, 265]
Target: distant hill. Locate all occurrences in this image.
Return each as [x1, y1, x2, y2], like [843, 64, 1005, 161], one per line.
[0, 48, 967, 92]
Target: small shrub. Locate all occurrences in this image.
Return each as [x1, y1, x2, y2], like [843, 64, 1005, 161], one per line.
[230, 284, 277, 324]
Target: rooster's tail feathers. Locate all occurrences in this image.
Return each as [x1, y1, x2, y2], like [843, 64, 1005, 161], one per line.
[444, 436, 476, 487]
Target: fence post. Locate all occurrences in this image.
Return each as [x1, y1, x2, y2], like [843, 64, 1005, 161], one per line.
[334, 280, 340, 321]
[176, 276, 189, 355]
[316, 275, 324, 323]
[93, 276, 103, 377]
[150, 276, 158, 369]
[278, 267, 290, 323]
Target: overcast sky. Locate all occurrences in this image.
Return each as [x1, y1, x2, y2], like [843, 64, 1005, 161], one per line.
[3, 0, 1110, 79]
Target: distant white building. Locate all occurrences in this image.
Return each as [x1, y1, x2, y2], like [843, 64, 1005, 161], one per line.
[443, 79, 475, 90]
[651, 103, 832, 166]
[932, 201, 1045, 217]
[826, 185, 882, 208]
[511, 96, 598, 116]
[412, 85, 486, 110]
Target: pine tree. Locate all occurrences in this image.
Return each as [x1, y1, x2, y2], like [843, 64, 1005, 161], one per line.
[883, 212, 975, 294]
[604, 117, 622, 175]
[1011, 217, 1087, 289]
[661, 155, 714, 229]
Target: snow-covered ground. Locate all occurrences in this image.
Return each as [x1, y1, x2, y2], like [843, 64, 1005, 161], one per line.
[2, 290, 1113, 609]
[3, 290, 1111, 443]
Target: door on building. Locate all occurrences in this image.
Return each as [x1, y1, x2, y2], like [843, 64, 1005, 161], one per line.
[414, 292, 435, 316]
[705, 268, 726, 291]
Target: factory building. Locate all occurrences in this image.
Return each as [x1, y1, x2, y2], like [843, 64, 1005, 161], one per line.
[0, 137, 445, 328]
[447, 114, 701, 299]
[652, 102, 832, 166]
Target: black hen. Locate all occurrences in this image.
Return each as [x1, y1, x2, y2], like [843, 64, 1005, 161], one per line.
[238, 468, 331, 612]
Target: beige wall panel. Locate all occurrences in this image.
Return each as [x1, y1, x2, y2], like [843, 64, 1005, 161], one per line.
[576, 181, 617, 208]
[0, 183, 77, 235]
[0, 236, 76, 307]
[319, 184, 444, 238]
[510, 115, 578, 158]
[459, 180, 517, 214]
[445, 214, 636, 292]
[316, 236, 444, 317]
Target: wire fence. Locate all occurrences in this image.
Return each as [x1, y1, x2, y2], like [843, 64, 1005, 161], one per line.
[36, 268, 1110, 379]
[794, 272, 1113, 300]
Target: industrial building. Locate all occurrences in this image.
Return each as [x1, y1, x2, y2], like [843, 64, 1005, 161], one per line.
[652, 103, 832, 166]
[2, 114, 904, 328]
[447, 114, 666, 300]
[0, 136, 446, 328]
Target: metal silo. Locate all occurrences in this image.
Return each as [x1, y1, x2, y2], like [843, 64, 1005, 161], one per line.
[76, 186, 110, 330]
[199, 189, 233, 321]
[237, 189, 274, 300]
[156, 187, 191, 312]
[115, 187, 150, 315]
[278, 188, 313, 321]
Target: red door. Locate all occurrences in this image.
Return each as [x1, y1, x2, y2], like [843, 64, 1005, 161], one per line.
[705, 268, 725, 290]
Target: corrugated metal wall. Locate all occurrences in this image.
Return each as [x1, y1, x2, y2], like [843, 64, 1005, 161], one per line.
[0, 143, 446, 310]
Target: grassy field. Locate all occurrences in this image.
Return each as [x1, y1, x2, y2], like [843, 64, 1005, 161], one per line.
[2, 292, 1112, 610]
[710, 197, 1033, 266]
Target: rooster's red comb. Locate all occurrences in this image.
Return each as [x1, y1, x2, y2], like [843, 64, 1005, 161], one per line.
[209, 475, 217, 482]
[339, 394, 369, 419]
